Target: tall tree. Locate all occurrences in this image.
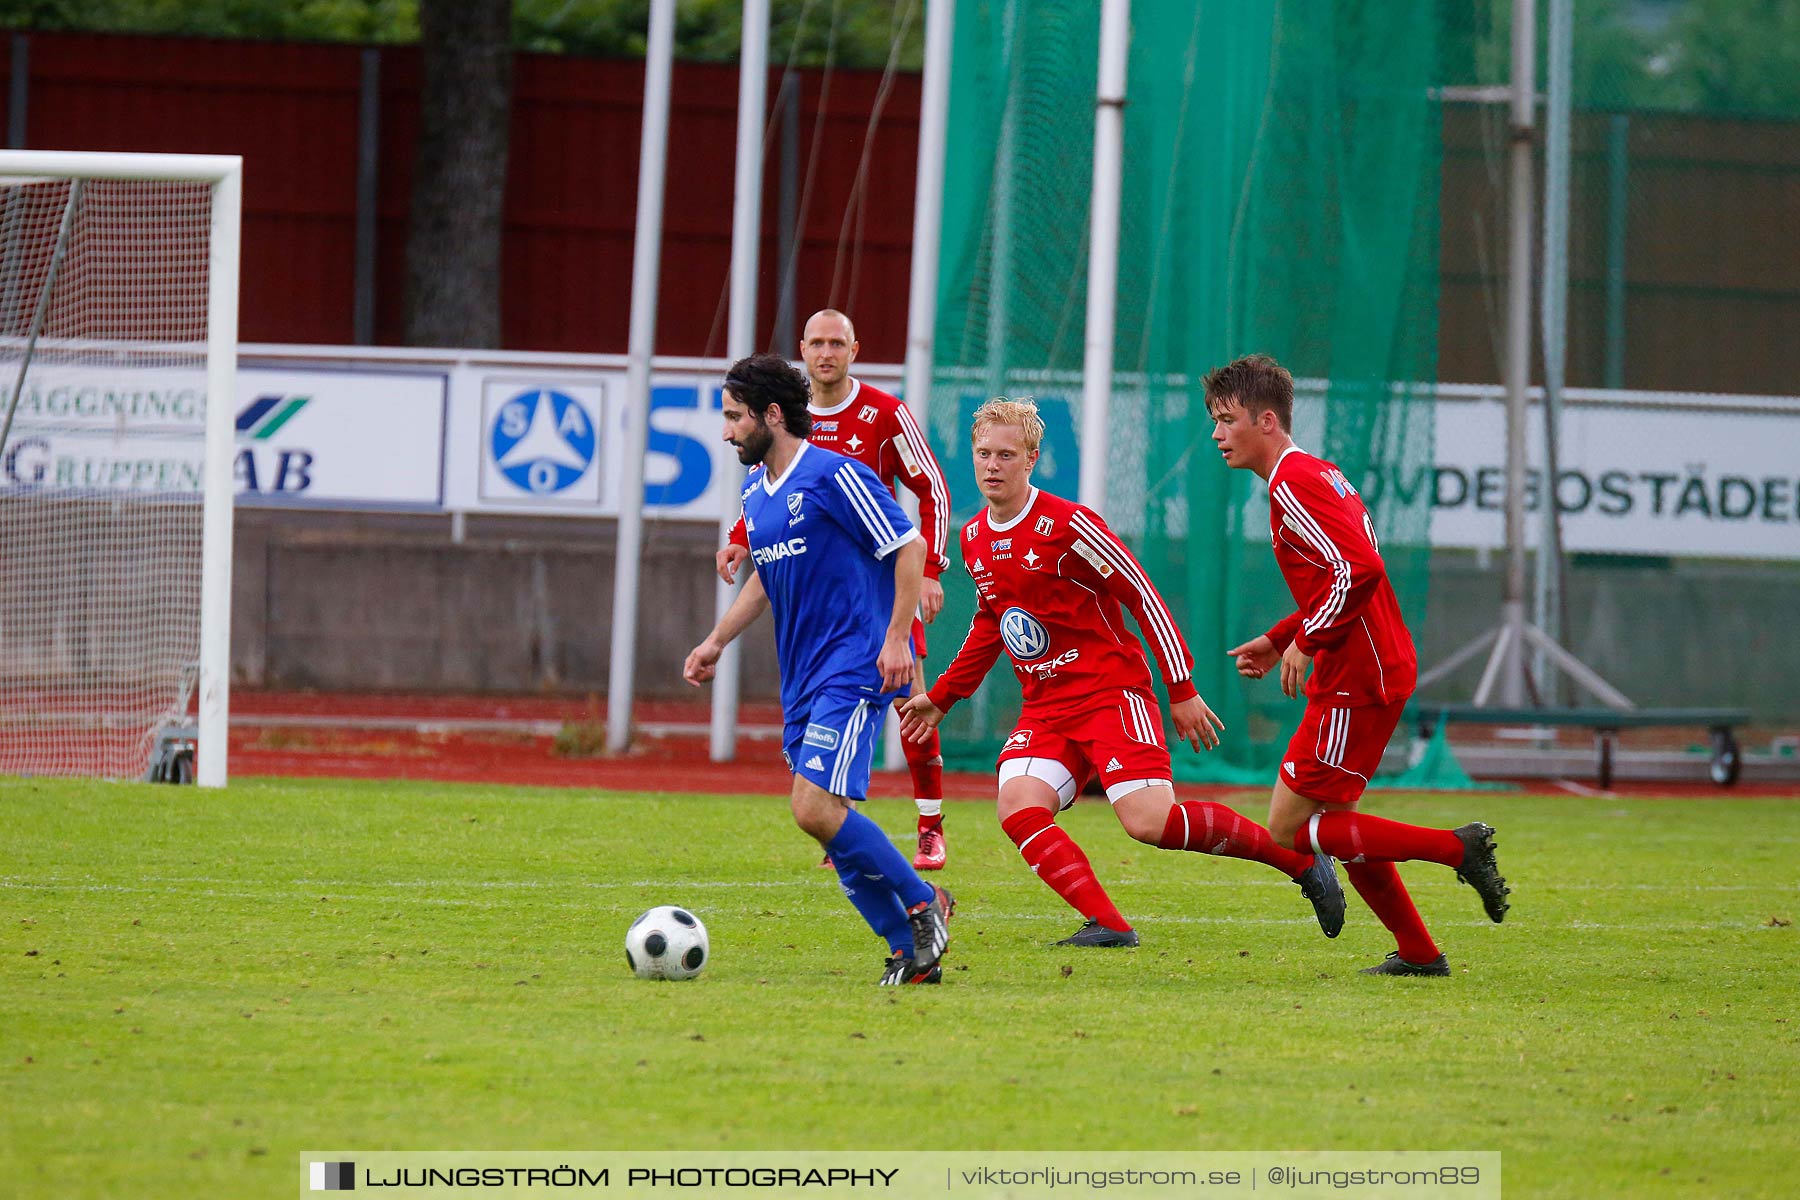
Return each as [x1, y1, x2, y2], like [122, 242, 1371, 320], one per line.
[405, 0, 513, 348]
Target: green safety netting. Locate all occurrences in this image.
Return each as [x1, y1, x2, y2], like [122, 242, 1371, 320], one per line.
[920, 0, 1446, 785]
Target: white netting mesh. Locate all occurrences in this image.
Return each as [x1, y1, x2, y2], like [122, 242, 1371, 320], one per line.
[0, 176, 213, 779]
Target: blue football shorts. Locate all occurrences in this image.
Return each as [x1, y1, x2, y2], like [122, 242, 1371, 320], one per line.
[782, 688, 890, 801]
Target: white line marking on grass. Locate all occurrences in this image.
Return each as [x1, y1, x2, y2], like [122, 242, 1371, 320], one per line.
[1, 880, 1785, 931]
[0, 879, 708, 912]
[5, 874, 1792, 896]
[1555, 779, 1617, 798]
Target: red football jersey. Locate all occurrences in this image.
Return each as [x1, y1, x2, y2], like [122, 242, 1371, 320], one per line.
[730, 378, 951, 578]
[925, 488, 1197, 716]
[1262, 446, 1417, 706]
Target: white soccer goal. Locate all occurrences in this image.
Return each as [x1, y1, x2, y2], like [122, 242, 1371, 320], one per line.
[0, 151, 239, 786]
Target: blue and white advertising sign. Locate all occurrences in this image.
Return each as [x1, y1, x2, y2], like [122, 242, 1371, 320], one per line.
[478, 380, 603, 504]
[639, 378, 732, 519]
[1411, 393, 1800, 560]
[18, 348, 1794, 561]
[235, 366, 447, 508]
[0, 362, 206, 494]
[448, 370, 733, 519]
[0, 361, 446, 509]
[1228, 387, 1800, 561]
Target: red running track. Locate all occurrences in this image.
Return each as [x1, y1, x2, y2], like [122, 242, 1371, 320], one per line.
[224, 690, 1796, 800]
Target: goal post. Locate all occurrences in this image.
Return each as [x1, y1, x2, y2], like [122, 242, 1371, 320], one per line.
[0, 150, 240, 787]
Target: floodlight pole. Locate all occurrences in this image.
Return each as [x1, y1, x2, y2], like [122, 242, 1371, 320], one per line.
[607, 0, 676, 753]
[1534, 0, 1573, 698]
[903, 0, 953, 421]
[1078, 0, 1129, 512]
[984, 0, 1017, 403]
[877, 0, 957, 773]
[1417, 0, 1633, 712]
[1497, 0, 1536, 707]
[709, 0, 770, 763]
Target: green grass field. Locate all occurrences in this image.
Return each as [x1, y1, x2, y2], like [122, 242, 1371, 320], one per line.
[3, 776, 1796, 1198]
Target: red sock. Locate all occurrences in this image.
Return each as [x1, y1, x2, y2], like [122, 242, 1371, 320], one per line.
[1159, 801, 1313, 878]
[1001, 807, 1132, 932]
[1308, 811, 1463, 866]
[902, 729, 944, 822]
[1345, 861, 1439, 963]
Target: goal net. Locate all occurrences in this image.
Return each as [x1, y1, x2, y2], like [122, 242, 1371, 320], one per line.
[0, 152, 239, 785]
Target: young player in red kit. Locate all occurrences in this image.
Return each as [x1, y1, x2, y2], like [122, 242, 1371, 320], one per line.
[1208, 354, 1511, 976]
[717, 310, 955, 870]
[898, 399, 1346, 946]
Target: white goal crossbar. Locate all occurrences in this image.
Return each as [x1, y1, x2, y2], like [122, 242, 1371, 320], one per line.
[0, 150, 240, 786]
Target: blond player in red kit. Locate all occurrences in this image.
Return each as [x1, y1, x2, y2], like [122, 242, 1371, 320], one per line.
[899, 398, 1346, 947]
[1207, 354, 1511, 976]
[718, 310, 955, 870]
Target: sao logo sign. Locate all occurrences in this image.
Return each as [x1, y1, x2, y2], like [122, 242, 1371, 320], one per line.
[490, 389, 596, 494]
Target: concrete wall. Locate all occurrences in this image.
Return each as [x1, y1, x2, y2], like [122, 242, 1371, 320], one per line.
[234, 511, 1799, 722]
[232, 510, 781, 698]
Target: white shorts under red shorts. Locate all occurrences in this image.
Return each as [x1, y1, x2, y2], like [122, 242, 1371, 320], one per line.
[1280, 697, 1408, 804]
[996, 687, 1171, 809]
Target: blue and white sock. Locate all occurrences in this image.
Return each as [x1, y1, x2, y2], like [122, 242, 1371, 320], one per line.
[825, 807, 935, 911]
[835, 859, 912, 954]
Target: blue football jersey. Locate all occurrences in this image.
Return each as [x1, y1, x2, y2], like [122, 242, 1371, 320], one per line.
[741, 442, 920, 713]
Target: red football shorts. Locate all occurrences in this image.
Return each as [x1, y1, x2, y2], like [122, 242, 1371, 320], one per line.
[1280, 696, 1407, 805]
[911, 615, 928, 659]
[996, 687, 1171, 807]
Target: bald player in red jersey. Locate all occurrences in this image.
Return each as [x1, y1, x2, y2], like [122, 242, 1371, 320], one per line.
[717, 310, 955, 870]
[899, 398, 1346, 947]
[1208, 353, 1512, 977]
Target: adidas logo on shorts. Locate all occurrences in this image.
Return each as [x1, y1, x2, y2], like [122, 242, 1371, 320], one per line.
[1284, 761, 1296, 776]
[1105, 757, 1123, 772]
[804, 755, 825, 771]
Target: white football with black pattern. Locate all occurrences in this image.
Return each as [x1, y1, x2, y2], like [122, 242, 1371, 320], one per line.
[624, 905, 709, 980]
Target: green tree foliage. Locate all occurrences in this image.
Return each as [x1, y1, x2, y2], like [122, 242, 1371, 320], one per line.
[1667, 0, 1800, 117]
[5, 0, 923, 69]
[1436, 0, 1800, 119]
[3, 0, 420, 43]
[12, 0, 1790, 114]
[516, 0, 921, 68]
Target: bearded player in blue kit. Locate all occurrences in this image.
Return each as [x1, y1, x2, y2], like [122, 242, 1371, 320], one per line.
[684, 353, 952, 986]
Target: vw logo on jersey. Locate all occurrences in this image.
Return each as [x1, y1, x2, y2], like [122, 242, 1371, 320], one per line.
[490, 389, 596, 493]
[999, 607, 1051, 661]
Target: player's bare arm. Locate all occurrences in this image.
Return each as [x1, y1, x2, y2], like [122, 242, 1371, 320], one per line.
[1227, 634, 1280, 679]
[879, 539, 927, 691]
[919, 574, 944, 624]
[683, 570, 769, 685]
[1170, 694, 1224, 752]
[897, 693, 945, 742]
[1279, 641, 1312, 699]
[715, 542, 748, 584]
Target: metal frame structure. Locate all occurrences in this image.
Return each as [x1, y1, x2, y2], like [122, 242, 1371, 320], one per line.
[1418, 0, 1633, 712]
[606, 0, 676, 753]
[0, 148, 242, 786]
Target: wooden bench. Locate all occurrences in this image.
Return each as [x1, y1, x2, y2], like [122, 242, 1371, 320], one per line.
[1408, 703, 1752, 789]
